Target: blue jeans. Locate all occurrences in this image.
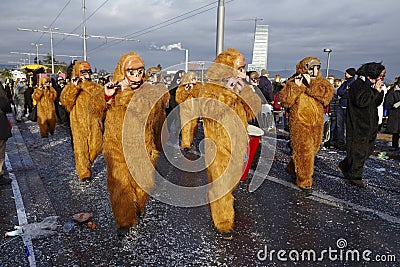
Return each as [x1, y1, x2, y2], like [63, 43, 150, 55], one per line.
[336, 107, 346, 143]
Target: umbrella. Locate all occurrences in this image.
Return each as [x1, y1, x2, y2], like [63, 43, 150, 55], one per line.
[21, 64, 49, 71]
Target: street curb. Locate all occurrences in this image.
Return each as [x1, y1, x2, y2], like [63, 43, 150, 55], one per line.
[6, 115, 56, 221]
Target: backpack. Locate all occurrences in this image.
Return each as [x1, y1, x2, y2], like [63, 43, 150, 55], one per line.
[273, 93, 282, 111]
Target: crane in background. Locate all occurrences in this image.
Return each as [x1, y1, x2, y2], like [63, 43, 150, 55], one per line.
[233, 17, 264, 61]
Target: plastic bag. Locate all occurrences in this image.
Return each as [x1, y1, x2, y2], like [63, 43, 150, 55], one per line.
[21, 216, 59, 239]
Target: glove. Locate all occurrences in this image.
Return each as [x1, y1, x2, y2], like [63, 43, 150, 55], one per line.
[393, 101, 400, 109]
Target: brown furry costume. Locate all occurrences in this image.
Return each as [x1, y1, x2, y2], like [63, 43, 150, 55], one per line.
[32, 77, 57, 138]
[59, 61, 104, 181]
[144, 66, 169, 151]
[280, 56, 334, 190]
[90, 52, 169, 228]
[175, 72, 202, 150]
[199, 48, 261, 236]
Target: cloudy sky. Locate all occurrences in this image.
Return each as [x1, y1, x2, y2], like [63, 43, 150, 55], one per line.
[0, 0, 399, 80]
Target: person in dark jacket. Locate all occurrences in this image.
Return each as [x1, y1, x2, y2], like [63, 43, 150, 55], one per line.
[384, 78, 400, 151]
[54, 77, 69, 126]
[336, 68, 356, 149]
[259, 69, 274, 103]
[338, 62, 386, 187]
[0, 82, 13, 185]
[24, 72, 35, 116]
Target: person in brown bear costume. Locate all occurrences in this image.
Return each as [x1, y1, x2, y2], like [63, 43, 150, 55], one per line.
[144, 66, 169, 151]
[280, 56, 334, 194]
[32, 76, 57, 138]
[60, 61, 104, 182]
[199, 48, 261, 240]
[90, 52, 169, 233]
[175, 71, 202, 153]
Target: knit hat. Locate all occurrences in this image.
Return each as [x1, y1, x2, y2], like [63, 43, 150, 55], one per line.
[261, 69, 268, 76]
[345, 68, 356, 77]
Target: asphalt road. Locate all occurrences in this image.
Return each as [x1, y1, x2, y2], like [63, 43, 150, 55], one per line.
[0, 114, 399, 267]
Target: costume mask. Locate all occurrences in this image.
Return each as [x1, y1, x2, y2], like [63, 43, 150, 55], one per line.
[39, 77, 51, 88]
[146, 67, 162, 84]
[123, 56, 145, 89]
[78, 62, 92, 80]
[72, 61, 92, 82]
[180, 72, 197, 90]
[233, 55, 246, 77]
[305, 58, 321, 77]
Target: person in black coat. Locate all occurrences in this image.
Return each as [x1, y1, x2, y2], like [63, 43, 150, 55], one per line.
[384, 78, 400, 151]
[0, 82, 13, 185]
[259, 69, 274, 103]
[336, 68, 356, 149]
[166, 70, 185, 134]
[54, 77, 69, 126]
[338, 62, 386, 187]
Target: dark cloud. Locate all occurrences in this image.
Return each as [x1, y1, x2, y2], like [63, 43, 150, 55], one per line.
[0, 0, 399, 80]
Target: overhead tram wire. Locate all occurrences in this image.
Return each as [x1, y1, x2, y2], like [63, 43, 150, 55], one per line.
[87, 1, 222, 54]
[87, 0, 234, 55]
[53, 0, 110, 49]
[31, 0, 73, 53]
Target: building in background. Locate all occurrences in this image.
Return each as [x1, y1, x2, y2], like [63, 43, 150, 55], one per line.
[247, 25, 269, 73]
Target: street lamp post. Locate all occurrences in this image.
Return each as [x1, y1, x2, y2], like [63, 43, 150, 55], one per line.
[43, 26, 59, 73]
[198, 61, 205, 83]
[323, 48, 332, 78]
[216, 0, 225, 56]
[31, 43, 43, 64]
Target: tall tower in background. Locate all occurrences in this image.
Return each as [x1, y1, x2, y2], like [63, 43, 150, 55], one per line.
[248, 25, 269, 73]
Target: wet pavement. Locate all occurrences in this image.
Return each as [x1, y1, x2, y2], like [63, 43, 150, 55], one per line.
[0, 114, 399, 267]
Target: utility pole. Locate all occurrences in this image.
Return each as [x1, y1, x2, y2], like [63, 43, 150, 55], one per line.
[10, 52, 34, 64]
[43, 26, 59, 73]
[216, 0, 225, 56]
[82, 0, 88, 61]
[323, 48, 332, 78]
[17, 20, 138, 69]
[31, 43, 43, 64]
[10, 51, 82, 71]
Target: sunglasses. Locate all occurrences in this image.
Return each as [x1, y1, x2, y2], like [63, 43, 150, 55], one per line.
[80, 69, 92, 75]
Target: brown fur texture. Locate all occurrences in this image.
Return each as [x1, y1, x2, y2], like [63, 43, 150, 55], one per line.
[199, 48, 261, 234]
[175, 72, 202, 149]
[151, 85, 170, 151]
[32, 77, 57, 138]
[90, 52, 169, 228]
[144, 66, 170, 151]
[280, 56, 334, 189]
[60, 62, 104, 180]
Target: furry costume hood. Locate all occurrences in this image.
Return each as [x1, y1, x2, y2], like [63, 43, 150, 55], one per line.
[214, 48, 244, 69]
[145, 66, 161, 82]
[72, 61, 91, 77]
[296, 56, 322, 78]
[206, 48, 246, 83]
[38, 76, 51, 87]
[206, 63, 241, 82]
[113, 52, 145, 82]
